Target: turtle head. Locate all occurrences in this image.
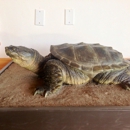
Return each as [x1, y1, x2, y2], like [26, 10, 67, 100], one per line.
[5, 45, 44, 73]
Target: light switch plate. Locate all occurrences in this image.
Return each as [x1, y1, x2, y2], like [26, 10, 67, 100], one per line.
[35, 9, 44, 26]
[65, 9, 74, 25]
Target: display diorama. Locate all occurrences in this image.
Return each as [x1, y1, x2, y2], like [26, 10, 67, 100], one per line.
[1, 42, 130, 107]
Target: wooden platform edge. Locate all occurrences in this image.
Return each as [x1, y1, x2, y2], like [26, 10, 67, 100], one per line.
[0, 106, 130, 130]
[0, 61, 13, 75]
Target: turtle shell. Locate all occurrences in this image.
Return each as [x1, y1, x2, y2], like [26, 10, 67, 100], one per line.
[50, 42, 129, 74]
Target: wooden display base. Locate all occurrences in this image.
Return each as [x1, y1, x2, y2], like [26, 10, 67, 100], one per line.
[0, 59, 130, 130]
[0, 107, 130, 130]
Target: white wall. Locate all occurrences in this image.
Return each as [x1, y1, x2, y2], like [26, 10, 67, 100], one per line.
[0, 0, 130, 58]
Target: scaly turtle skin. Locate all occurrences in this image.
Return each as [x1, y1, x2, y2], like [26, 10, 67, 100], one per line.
[5, 43, 130, 97]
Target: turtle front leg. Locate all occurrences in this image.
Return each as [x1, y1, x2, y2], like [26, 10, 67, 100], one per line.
[34, 60, 64, 97]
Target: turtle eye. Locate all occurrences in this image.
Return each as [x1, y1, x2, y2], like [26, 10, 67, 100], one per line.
[13, 47, 18, 52]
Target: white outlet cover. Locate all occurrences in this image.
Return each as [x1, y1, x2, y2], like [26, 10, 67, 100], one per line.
[35, 9, 44, 26]
[65, 9, 74, 25]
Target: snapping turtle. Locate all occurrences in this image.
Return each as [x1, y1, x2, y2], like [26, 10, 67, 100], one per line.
[5, 42, 130, 97]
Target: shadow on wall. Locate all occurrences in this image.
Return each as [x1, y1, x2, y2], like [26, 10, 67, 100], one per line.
[0, 32, 85, 57]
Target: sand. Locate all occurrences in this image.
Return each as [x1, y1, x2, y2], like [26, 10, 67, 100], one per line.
[0, 63, 130, 107]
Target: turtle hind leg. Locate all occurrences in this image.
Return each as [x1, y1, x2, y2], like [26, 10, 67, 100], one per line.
[34, 59, 64, 97]
[117, 69, 130, 90]
[93, 68, 130, 90]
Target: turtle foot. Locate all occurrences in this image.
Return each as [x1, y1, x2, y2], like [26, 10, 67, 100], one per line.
[34, 87, 52, 97]
[121, 81, 130, 90]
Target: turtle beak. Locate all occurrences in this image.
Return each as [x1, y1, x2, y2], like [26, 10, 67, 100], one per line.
[5, 46, 11, 56]
[5, 46, 9, 53]
[5, 45, 18, 58]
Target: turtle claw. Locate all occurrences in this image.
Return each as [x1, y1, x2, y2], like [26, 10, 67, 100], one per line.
[45, 91, 52, 97]
[34, 87, 46, 96]
[34, 87, 52, 97]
